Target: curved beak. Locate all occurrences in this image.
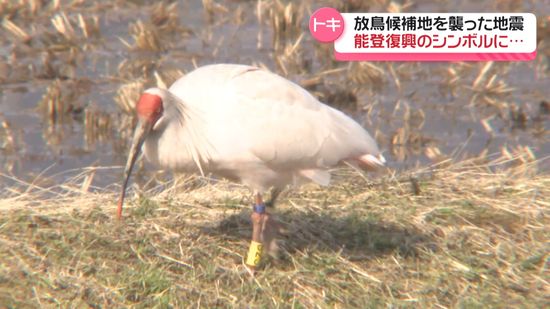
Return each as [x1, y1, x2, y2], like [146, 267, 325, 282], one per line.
[117, 119, 153, 219]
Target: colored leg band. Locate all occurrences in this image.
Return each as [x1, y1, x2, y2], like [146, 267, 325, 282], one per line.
[253, 203, 266, 214]
[246, 241, 264, 266]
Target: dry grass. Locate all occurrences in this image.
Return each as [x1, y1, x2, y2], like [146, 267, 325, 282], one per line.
[348, 62, 387, 92]
[0, 156, 548, 308]
[38, 79, 68, 124]
[114, 80, 145, 114]
[2, 18, 32, 43]
[267, 0, 304, 51]
[151, 2, 180, 31]
[83, 108, 113, 148]
[0, 118, 16, 154]
[202, 0, 229, 24]
[126, 20, 166, 52]
[0, 0, 57, 19]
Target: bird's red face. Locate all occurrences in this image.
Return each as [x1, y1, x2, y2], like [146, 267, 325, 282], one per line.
[136, 93, 163, 125]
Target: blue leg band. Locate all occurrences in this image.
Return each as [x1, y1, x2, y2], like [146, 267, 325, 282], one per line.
[253, 203, 266, 214]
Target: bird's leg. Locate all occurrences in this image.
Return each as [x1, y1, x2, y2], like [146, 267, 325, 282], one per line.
[262, 187, 283, 256]
[246, 192, 266, 274]
[246, 190, 284, 274]
[265, 187, 282, 208]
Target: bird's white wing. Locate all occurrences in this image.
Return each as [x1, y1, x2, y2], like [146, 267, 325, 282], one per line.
[226, 66, 381, 168]
[168, 64, 381, 173]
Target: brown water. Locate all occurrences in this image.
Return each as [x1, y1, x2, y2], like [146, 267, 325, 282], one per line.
[0, 0, 549, 190]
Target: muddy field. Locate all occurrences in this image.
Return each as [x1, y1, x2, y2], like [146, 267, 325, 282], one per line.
[0, 0, 548, 189]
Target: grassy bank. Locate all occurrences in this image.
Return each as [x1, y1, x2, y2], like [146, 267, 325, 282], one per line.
[0, 156, 548, 308]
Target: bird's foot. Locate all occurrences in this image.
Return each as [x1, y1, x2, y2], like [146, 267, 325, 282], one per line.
[260, 213, 282, 258]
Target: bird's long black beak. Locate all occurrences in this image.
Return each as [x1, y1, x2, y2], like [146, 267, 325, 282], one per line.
[117, 119, 152, 219]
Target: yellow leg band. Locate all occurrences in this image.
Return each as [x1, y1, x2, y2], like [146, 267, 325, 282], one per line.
[246, 241, 263, 266]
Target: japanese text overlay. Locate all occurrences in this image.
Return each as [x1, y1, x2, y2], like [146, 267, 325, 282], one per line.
[309, 9, 537, 61]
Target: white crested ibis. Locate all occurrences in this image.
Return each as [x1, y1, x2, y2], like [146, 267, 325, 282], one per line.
[117, 64, 385, 272]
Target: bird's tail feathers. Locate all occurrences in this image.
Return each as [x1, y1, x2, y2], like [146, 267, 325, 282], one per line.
[357, 153, 386, 170]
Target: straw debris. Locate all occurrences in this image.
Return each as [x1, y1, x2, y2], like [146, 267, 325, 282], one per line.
[127, 20, 166, 52]
[115, 80, 145, 114]
[268, 0, 304, 51]
[2, 18, 32, 43]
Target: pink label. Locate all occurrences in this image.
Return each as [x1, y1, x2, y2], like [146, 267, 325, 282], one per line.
[309, 7, 345, 43]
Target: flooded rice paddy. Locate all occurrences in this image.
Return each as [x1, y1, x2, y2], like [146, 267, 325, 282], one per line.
[0, 0, 548, 190]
